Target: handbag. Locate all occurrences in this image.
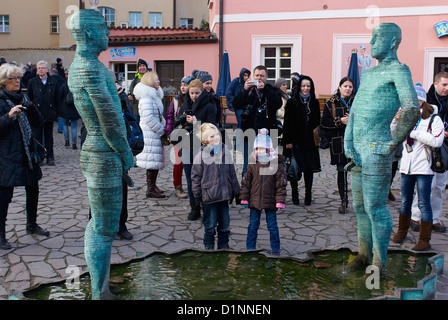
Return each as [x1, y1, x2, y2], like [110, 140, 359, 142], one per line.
[428, 114, 448, 173]
[32, 137, 47, 163]
[157, 108, 170, 146]
[285, 156, 301, 181]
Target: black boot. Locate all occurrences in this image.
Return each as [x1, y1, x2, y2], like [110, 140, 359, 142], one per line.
[337, 183, 348, 214]
[304, 172, 313, 206]
[188, 200, 201, 221]
[0, 223, 11, 250]
[291, 180, 299, 205]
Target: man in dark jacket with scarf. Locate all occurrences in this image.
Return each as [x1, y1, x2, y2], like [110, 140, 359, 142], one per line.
[232, 65, 282, 177]
[27, 60, 59, 166]
[128, 58, 150, 122]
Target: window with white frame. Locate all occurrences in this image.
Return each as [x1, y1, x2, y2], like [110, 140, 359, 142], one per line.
[99, 7, 115, 27]
[262, 46, 292, 88]
[149, 12, 162, 28]
[0, 15, 9, 33]
[180, 18, 193, 29]
[50, 16, 59, 34]
[129, 12, 141, 28]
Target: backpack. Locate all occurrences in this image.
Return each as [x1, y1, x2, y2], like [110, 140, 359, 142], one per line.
[123, 111, 144, 156]
[428, 114, 448, 173]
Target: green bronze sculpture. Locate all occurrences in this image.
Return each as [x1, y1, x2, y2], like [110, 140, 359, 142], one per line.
[344, 23, 420, 272]
[69, 9, 134, 299]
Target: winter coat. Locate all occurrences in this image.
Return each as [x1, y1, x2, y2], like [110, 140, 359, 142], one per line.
[427, 84, 448, 134]
[165, 93, 184, 136]
[128, 74, 144, 117]
[27, 74, 59, 122]
[282, 75, 321, 173]
[191, 143, 240, 205]
[0, 88, 43, 187]
[57, 82, 80, 120]
[173, 90, 217, 149]
[226, 68, 250, 111]
[134, 83, 166, 170]
[239, 154, 287, 211]
[232, 82, 282, 132]
[392, 107, 445, 175]
[320, 94, 354, 166]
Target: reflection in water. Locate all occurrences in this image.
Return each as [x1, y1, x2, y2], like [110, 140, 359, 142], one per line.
[25, 250, 433, 300]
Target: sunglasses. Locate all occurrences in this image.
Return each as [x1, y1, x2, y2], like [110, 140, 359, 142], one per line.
[8, 76, 22, 81]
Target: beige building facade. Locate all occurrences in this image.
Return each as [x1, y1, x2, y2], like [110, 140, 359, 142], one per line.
[0, 0, 209, 66]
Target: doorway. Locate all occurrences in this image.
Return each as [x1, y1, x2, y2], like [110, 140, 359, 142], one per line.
[112, 62, 137, 91]
[434, 57, 448, 76]
[156, 61, 184, 90]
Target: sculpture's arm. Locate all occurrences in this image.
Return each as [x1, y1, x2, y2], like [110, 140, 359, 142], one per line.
[85, 73, 134, 171]
[344, 107, 361, 165]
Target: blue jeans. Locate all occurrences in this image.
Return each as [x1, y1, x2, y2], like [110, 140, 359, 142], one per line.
[401, 174, 433, 222]
[246, 208, 280, 252]
[62, 118, 78, 144]
[203, 201, 230, 249]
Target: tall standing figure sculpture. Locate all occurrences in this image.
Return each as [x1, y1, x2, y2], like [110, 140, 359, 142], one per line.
[69, 9, 134, 299]
[344, 23, 420, 272]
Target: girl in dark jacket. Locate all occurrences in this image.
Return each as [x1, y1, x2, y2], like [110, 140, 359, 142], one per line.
[240, 129, 287, 256]
[58, 81, 81, 149]
[173, 79, 217, 221]
[320, 77, 355, 213]
[191, 123, 240, 250]
[283, 75, 321, 206]
[0, 64, 49, 249]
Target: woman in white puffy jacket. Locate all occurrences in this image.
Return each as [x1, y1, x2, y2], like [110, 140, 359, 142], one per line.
[133, 72, 166, 198]
[391, 85, 444, 251]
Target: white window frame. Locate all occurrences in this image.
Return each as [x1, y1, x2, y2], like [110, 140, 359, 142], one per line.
[252, 35, 302, 83]
[261, 46, 293, 88]
[99, 7, 115, 27]
[50, 15, 59, 34]
[424, 48, 448, 90]
[129, 12, 141, 28]
[0, 15, 9, 33]
[149, 12, 162, 28]
[180, 18, 193, 29]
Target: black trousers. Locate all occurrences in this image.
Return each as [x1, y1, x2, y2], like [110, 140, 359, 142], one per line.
[0, 182, 39, 225]
[33, 121, 54, 160]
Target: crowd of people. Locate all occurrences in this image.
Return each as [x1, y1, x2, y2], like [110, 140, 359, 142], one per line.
[1, 54, 447, 255]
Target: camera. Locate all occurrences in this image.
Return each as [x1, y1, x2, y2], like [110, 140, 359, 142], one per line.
[185, 110, 193, 116]
[252, 80, 259, 86]
[240, 104, 253, 121]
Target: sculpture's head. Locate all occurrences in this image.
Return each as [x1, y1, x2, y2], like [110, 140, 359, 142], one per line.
[70, 9, 109, 54]
[370, 23, 402, 61]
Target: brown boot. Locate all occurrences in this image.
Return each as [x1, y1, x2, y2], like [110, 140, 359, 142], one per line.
[392, 214, 411, 243]
[146, 170, 165, 198]
[412, 220, 432, 251]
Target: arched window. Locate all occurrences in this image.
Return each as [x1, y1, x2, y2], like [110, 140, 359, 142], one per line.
[99, 7, 115, 27]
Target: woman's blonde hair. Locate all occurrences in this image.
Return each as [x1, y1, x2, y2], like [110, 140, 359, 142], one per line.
[140, 71, 159, 88]
[189, 79, 203, 91]
[0, 63, 23, 88]
[197, 122, 219, 144]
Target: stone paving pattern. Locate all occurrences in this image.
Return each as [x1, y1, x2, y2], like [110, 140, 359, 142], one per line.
[1, 127, 447, 300]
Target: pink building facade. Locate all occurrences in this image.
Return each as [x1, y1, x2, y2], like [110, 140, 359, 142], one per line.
[100, 1, 448, 96]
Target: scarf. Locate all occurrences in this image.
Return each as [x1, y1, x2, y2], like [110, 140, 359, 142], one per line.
[135, 71, 144, 80]
[3, 90, 35, 169]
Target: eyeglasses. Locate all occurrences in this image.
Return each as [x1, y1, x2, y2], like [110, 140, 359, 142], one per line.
[8, 76, 22, 81]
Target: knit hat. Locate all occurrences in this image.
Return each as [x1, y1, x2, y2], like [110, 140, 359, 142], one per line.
[181, 75, 194, 85]
[137, 58, 148, 69]
[253, 128, 274, 152]
[192, 69, 213, 83]
[414, 82, 426, 102]
[275, 78, 287, 89]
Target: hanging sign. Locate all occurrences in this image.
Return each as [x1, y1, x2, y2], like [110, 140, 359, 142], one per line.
[435, 21, 448, 38]
[110, 47, 136, 58]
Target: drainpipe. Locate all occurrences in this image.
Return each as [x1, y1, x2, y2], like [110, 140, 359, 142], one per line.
[173, 0, 176, 28]
[79, 0, 85, 9]
[219, 0, 223, 68]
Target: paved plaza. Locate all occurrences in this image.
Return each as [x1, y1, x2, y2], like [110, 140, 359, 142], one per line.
[1, 126, 447, 300]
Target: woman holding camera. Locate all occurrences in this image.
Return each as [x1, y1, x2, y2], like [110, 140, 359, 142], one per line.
[0, 63, 49, 250]
[174, 79, 216, 220]
[283, 75, 321, 206]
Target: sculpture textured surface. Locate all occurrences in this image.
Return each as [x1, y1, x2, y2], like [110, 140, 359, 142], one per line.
[69, 9, 134, 299]
[344, 23, 420, 271]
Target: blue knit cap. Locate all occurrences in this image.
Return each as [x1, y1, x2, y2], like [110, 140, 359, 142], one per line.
[414, 82, 426, 102]
[181, 75, 194, 85]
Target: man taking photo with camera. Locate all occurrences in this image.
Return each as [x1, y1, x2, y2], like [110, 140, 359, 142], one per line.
[233, 65, 282, 177]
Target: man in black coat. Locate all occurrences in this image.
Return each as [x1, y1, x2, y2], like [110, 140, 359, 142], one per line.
[27, 60, 59, 165]
[232, 65, 282, 176]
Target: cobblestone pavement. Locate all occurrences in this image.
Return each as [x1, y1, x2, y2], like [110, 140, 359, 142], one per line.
[1, 126, 447, 300]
